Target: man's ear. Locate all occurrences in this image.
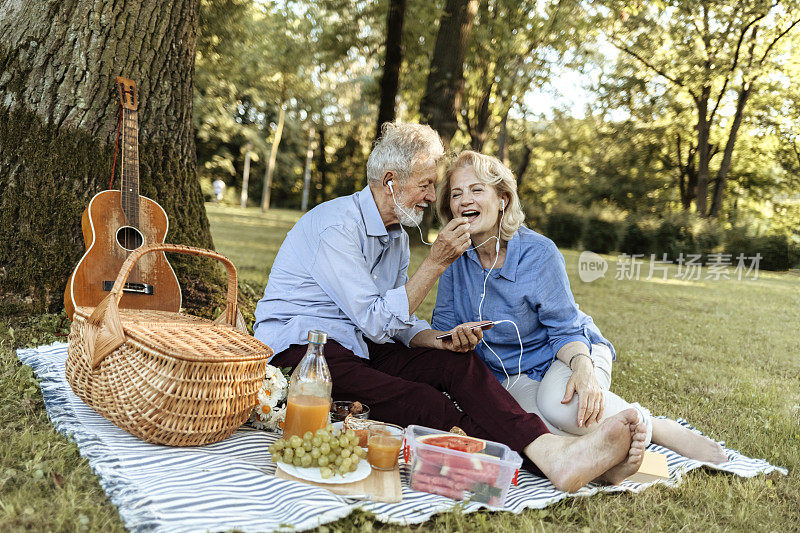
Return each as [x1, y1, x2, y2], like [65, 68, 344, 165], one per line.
[382, 171, 395, 193]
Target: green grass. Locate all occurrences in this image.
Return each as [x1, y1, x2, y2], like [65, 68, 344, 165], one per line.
[1, 204, 798, 531]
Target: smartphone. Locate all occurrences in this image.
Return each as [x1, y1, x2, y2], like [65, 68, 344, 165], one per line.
[435, 321, 495, 340]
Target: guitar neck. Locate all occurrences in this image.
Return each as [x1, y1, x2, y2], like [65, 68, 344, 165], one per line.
[120, 107, 140, 227]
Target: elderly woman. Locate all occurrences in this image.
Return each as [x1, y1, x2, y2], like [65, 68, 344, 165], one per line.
[432, 150, 727, 465]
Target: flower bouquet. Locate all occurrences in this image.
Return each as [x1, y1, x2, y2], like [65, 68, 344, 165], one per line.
[249, 365, 289, 431]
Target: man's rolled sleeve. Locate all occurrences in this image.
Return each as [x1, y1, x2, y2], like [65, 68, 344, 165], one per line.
[380, 285, 420, 337]
[393, 315, 431, 347]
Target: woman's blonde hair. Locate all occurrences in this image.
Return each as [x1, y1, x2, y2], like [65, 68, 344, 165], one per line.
[437, 150, 525, 242]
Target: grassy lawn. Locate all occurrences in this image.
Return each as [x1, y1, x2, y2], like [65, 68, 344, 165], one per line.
[1, 203, 798, 531]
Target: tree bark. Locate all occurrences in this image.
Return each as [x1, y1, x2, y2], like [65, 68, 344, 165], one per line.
[694, 86, 712, 216]
[261, 97, 285, 212]
[675, 134, 697, 211]
[468, 77, 494, 151]
[416, 0, 478, 243]
[496, 106, 511, 166]
[709, 84, 752, 218]
[419, 0, 479, 149]
[0, 0, 219, 315]
[514, 144, 534, 187]
[241, 147, 252, 208]
[316, 127, 328, 205]
[301, 126, 315, 212]
[375, 0, 407, 140]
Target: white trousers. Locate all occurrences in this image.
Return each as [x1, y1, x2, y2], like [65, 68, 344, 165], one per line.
[502, 343, 653, 445]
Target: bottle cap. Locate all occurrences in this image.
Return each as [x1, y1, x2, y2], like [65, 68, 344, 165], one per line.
[307, 330, 327, 344]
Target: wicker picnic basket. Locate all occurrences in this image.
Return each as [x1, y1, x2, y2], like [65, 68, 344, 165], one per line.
[66, 243, 272, 446]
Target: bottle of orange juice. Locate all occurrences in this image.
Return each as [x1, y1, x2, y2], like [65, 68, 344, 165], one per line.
[283, 330, 332, 440]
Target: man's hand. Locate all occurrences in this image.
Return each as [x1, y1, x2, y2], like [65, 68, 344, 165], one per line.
[436, 321, 493, 352]
[429, 218, 471, 268]
[561, 355, 604, 428]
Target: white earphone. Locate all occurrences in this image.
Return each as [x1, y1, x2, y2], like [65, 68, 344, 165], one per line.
[387, 178, 434, 245]
[387, 178, 521, 387]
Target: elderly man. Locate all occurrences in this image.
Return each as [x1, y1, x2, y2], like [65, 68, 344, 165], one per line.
[254, 123, 644, 491]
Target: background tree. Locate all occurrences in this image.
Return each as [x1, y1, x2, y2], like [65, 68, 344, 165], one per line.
[602, 0, 800, 218]
[375, 0, 408, 139]
[413, 0, 479, 243]
[0, 0, 219, 314]
[419, 0, 480, 150]
[460, 0, 591, 156]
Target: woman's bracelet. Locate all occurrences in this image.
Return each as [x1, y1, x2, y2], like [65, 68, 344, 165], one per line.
[568, 353, 594, 371]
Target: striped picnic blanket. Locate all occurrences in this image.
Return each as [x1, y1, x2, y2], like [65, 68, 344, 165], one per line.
[18, 342, 786, 532]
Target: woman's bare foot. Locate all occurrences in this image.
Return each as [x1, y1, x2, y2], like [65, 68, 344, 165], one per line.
[524, 408, 639, 492]
[651, 418, 728, 464]
[601, 421, 647, 485]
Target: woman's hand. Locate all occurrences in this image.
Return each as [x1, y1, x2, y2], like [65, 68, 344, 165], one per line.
[437, 321, 493, 352]
[562, 355, 604, 428]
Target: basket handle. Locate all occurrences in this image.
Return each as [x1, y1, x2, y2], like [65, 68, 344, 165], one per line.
[85, 243, 243, 368]
[110, 243, 240, 326]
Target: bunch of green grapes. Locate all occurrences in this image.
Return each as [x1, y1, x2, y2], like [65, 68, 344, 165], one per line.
[269, 424, 367, 479]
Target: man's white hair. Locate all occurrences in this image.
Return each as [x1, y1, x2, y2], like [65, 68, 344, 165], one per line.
[367, 122, 444, 184]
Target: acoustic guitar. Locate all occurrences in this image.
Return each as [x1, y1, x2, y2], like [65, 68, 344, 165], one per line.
[64, 77, 181, 320]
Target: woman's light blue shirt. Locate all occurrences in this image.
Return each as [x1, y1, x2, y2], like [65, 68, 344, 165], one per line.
[432, 226, 614, 382]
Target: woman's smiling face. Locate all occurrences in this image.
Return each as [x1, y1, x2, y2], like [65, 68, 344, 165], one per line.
[449, 165, 505, 238]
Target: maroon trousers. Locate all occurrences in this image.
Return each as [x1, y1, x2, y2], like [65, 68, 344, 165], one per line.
[271, 339, 549, 474]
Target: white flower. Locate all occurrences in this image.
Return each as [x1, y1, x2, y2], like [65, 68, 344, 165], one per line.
[250, 404, 286, 431]
[250, 364, 288, 431]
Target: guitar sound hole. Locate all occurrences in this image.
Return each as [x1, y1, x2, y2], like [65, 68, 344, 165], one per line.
[116, 226, 144, 251]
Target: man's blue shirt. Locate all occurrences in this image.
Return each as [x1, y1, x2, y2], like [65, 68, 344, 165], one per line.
[254, 186, 430, 359]
[432, 226, 614, 382]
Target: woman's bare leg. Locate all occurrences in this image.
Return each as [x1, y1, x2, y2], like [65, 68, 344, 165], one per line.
[524, 408, 641, 492]
[651, 418, 727, 464]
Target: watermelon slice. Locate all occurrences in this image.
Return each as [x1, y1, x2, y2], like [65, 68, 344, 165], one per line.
[417, 434, 486, 453]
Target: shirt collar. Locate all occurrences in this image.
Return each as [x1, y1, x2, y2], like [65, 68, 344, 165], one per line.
[465, 230, 520, 282]
[358, 186, 389, 237]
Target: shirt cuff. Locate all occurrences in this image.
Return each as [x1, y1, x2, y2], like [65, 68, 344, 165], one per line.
[382, 285, 412, 323]
[393, 318, 431, 347]
[551, 336, 592, 360]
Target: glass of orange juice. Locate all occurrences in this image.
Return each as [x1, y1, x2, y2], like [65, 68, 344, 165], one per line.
[367, 422, 404, 470]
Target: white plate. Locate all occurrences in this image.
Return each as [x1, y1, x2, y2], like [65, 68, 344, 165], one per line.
[277, 458, 371, 484]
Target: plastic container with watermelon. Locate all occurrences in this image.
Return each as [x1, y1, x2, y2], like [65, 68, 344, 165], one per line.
[404, 425, 523, 508]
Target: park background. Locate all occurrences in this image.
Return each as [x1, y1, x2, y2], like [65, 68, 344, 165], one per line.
[1, 0, 799, 531]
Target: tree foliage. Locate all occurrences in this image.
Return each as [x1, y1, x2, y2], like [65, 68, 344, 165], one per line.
[192, 0, 800, 245]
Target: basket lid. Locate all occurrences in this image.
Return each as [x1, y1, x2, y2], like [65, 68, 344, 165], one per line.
[77, 308, 273, 362]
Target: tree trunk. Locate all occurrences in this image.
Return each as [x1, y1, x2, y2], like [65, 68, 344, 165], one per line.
[316, 127, 328, 206]
[468, 77, 494, 151]
[694, 86, 712, 216]
[261, 100, 285, 212]
[419, 0, 479, 149]
[241, 147, 252, 208]
[0, 0, 219, 315]
[514, 144, 534, 187]
[375, 0, 407, 140]
[709, 84, 752, 218]
[676, 135, 697, 211]
[416, 0, 478, 243]
[301, 126, 315, 212]
[496, 106, 511, 166]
